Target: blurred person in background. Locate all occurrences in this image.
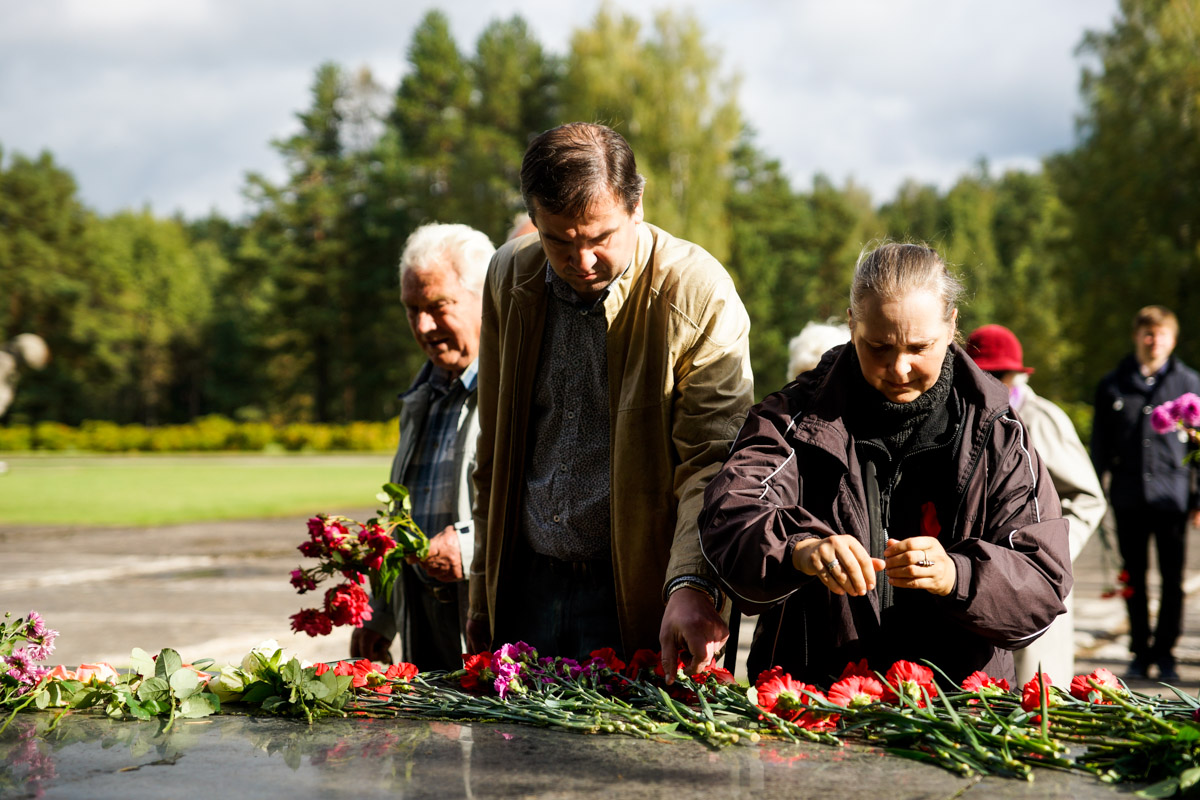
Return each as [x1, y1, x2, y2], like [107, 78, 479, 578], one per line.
[967, 324, 1105, 683]
[1092, 305, 1200, 682]
[350, 223, 494, 670]
[787, 320, 850, 378]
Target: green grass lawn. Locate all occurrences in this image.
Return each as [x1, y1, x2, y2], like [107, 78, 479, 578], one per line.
[0, 453, 394, 526]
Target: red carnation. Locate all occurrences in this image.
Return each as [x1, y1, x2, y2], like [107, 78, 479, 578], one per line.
[1069, 668, 1121, 704]
[827, 674, 885, 708]
[755, 667, 838, 729]
[588, 647, 626, 674]
[961, 670, 1010, 694]
[461, 651, 495, 692]
[290, 608, 334, 637]
[324, 582, 373, 627]
[838, 658, 873, 680]
[625, 649, 664, 680]
[883, 660, 938, 707]
[1020, 672, 1056, 713]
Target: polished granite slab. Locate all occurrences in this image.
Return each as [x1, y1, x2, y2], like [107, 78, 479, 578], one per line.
[1, 711, 1138, 799]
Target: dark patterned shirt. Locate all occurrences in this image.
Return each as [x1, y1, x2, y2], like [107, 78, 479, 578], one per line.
[520, 265, 621, 561]
[404, 361, 477, 579]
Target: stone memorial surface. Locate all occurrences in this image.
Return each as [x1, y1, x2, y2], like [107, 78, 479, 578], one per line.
[2, 712, 1124, 799]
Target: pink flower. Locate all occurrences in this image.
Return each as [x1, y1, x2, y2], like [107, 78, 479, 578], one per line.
[1177, 393, 1200, 427]
[290, 608, 334, 637]
[494, 660, 525, 699]
[883, 661, 938, 707]
[827, 675, 885, 708]
[324, 583, 372, 627]
[290, 569, 318, 593]
[1151, 405, 1177, 434]
[1069, 668, 1122, 704]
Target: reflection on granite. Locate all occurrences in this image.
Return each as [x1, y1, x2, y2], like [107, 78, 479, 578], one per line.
[0, 712, 1130, 799]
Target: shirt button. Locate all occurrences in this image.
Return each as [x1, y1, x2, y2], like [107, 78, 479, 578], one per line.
[559, 464, 568, 472]
[552, 514, 561, 523]
[1143, 406, 1153, 414]
[1144, 439, 1151, 447]
[566, 411, 575, 419]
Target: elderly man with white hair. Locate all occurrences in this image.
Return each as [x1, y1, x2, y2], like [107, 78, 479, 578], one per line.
[349, 222, 495, 670]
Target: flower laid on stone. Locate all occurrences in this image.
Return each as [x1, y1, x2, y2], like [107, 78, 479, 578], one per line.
[0, 612, 58, 702]
[1069, 667, 1123, 704]
[289, 483, 429, 637]
[10, 617, 1200, 794]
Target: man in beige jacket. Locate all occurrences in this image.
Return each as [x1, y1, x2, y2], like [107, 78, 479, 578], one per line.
[967, 324, 1106, 683]
[469, 123, 753, 679]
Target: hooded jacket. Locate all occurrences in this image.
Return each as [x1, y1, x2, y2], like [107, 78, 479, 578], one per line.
[699, 343, 1072, 686]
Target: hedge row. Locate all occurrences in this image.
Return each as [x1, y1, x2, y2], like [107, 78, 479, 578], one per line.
[0, 415, 399, 453]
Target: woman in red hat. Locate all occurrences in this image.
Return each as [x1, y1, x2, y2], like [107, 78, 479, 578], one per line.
[966, 324, 1106, 684]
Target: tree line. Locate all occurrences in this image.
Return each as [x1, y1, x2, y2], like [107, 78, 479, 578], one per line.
[2, 0, 1196, 427]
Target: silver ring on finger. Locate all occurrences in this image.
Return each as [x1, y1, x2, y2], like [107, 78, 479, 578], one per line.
[824, 557, 840, 572]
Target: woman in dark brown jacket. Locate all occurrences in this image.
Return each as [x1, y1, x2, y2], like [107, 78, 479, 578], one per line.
[699, 243, 1072, 687]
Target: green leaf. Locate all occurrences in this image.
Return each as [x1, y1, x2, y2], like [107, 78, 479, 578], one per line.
[1136, 778, 1181, 799]
[1177, 724, 1200, 742]
[1180, 767, 1200, 791]
[241, 681, 276, 705]
[280, 658, 306, 686]
[130, 648, 156, 678]
[178, 694, 218, 719]
[137, 676, 170, 703]
[169, 669, 201, 697]
[155, 648, 184, 679]
[126, 699, 153, 721]
[302, 680, 330, 701]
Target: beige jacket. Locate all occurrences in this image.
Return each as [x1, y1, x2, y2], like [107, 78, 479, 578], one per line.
[470, 223, 753, 653]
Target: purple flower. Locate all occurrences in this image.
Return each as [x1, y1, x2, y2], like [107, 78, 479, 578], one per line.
[21, 612, 58, 661]
[1177, 393, 1200, 428]
[3, 648, 40, 685]
[1151, 405, 1176, 434]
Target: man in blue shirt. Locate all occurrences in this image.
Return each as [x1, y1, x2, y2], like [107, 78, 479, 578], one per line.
[350, 223, 494, 670]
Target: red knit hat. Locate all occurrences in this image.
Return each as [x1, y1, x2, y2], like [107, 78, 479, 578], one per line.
[966, 324, 1034, 374]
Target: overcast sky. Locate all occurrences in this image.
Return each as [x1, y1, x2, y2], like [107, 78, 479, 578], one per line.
[0, 0, 1119, 221]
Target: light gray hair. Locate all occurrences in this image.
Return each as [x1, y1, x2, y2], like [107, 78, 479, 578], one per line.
[849, 241, 964, 329]
[787, 321, 850, 377]
[398, 223, 495, 296]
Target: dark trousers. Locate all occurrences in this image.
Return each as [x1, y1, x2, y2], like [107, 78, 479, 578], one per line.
[400, 563, 469, 672]
[1114, 506, 1189, 662]
[494, 547, 623, 661]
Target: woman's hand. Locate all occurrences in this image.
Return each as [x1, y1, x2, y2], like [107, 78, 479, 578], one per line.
[884, 536, 956, 597]
[792, 535, 885, 597]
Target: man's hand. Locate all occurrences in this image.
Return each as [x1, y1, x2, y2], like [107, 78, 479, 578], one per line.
[465, 618, 491, 655]
[349, 627, 393, 663]
[406, 524, 463, 582]
[658, 586, 728, 684]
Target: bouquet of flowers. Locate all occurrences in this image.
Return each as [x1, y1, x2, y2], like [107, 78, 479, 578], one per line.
[0, 612, 57, 704]
[1151, 392, 1200, 461]
[289, 483, 429, 637]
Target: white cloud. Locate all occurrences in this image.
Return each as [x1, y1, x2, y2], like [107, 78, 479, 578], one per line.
[0, 0, 1120, 217]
